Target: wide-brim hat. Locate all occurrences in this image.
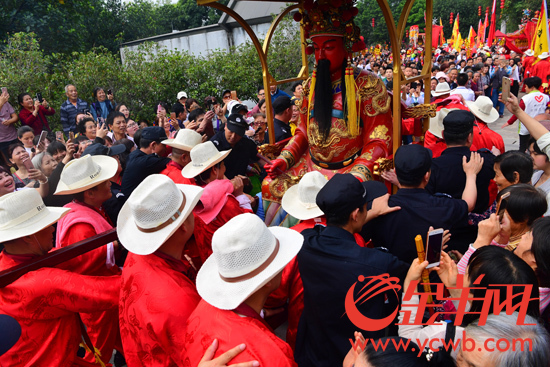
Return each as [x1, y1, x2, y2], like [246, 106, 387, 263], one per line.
[162, 129, 202, 151]
[181, 141, 231, 179]
[538, 52, 550, 59]
[282, 171, 327, 220]
[196, 213, 303, 310]
[428, 108, 455, 138]
[117, 174, 203, 255]
[432, 82, 451, 97]
[54, 155, 118, 195]
[524, 49, 534, 57]
[0, 189, 69, 242]
[466, 96, 499, 123]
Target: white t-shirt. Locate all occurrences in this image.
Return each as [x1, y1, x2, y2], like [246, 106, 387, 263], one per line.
[450, 86, 475, 102]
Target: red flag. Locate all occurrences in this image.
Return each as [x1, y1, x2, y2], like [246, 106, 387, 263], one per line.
[487, 0, 498, 46]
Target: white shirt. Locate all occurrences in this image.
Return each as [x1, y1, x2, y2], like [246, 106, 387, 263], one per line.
[450, 86, 475, 102]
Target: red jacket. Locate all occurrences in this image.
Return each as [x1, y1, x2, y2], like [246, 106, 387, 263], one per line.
[184, 300, 296, 367]
[160, 161, 196, 185]
[19, 105, 54, 135]
[120, 252, 200, 367]
[0, 251, 120, 367]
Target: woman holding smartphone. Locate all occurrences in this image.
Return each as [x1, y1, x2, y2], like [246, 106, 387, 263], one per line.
[18, 92, 54, 135]
[90, 87, 116, 123]
[7, 143, 48, 189]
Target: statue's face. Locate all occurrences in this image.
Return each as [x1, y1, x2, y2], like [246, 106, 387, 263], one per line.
[311, 36, 347, 74]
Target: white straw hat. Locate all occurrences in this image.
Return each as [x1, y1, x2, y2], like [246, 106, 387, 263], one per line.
[428, 108, 455, 139]
[0, 189, 69, 242]
[117, 174, 203, 255]
[181, 141, 231, 179]
[54, 155, 118, 195]
[538, 52, 550, 59]
[524, 49, 535, 57]
[466, 96, 499, 123]
[432, 82, 451, 97]
[196, 213, 303, 310]
[281, 171, 327, 220]
[162, 129, 202, 151]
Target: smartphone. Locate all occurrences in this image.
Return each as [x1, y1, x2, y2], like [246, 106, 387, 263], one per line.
[56, 131, 64, 141]
[426, 228, 444, 269]
[501, 77, 511, 102]
[36, 92, 43, 103]
[107, 89, 112, 95]
[22, 157, 34, 171]
[231, 90, 238, 100]
[69, 131, 75, 141]
[38, 130, 48, 144]
[1, 87, 7, 94]
[496, 192, 511, 222]
[157, 104, 162, 113]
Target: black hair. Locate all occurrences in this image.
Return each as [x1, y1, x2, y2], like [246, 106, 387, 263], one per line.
[106, 111, 126, 126]
[195, 162, 222, 187]
[92, 87, 104, 101]
[531, 217, 550, 287]
[431, 66, 440, 72]
[172, 102, 185, 116]
[17, 126, 33, 139]
[139, 138, 154, 149]
[257, 86, 264, 94]
[291, 81, 302, 92]
[7, 143, 25, 160]
[75, 135, 89, 145]
[46, 141, 66, 156]
[326, 203, 366, 227]
[464, 246, 540, 326]
[524, 77, 543, 89]
[494, 151, 533, 185]
[188, 108, 205, 123]
[17, 92, 31, 107]
[496, 184, 547, 226]
[456, 73, 468, 86]
[185, 98, 199, 111]
[442, 127, 473, 146]
[314, 59, 339, 141]
[257, 99, 266, 110]
[133, 128, 142, 148]
[154, 102, 170, 115]
[77, 117, 96, 135]
[138, 119, 148, 127]
[528, 137, 550, 162]
[361, 337, 456, 367]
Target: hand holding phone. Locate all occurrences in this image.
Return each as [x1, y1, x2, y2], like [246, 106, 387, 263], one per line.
[69, 131, 75, 141]
[426, 228, 444, 269]
[38, 130, 48, 145]
[231, 91, 238, 100]
[496, 192, 510, 223]
[22, 157, 34, 171]
[56, 131, 64, 141]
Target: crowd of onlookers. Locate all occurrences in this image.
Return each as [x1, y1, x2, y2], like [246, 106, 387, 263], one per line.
[1, 44, 550, 367]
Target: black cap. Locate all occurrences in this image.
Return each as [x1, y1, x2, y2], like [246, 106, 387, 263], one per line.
[0, 314, 21, 356]
[141, 126, 167, 141]
[272, 96, 292, 114]
[231, 103, 248, 114]
[394, 144, 432, 182]
[226, 113, 248, 137]
[83, 143, 126, 157]
[222, 89, 231, 97]
[443, 110, 475, 135]
[316, 174, 386, 217]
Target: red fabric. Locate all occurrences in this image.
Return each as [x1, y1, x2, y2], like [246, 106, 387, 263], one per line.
[193, 194, 252, 264]
[532, 59, 550, 86]
[55, 201, 120, 364]
[184, 300, 296, 367]
[160, 161, 196, 185]
[506, 99, 525, 125]
[472, 121, 505, 154]
[0, 251, 120, 367]
[18, 105, 55, 135]
[523, 56, 536, 78]
[424, 131, 447, 158]
[120, 252, 200, 367]
[402, 117, 415, 135]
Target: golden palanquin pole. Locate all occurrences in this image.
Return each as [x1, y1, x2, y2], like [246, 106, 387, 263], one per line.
[196, 0, 434, 158]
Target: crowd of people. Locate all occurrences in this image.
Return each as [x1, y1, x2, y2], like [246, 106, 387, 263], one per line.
[1, 41, 550, 367]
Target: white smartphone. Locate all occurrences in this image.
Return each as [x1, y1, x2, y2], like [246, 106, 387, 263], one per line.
[426, 228, 444, 269]
[38, 130, 48, 145]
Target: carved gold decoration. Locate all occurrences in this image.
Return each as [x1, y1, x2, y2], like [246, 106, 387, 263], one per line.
[259, 143, 286, 161]
[280, 150, 296, 168]
[402, 104, 437, 119]
[358, 74, 391, 116]
[369, 125, 391, 142]
[307, 121, 360, 162]
[373, 157, 394, 176]
[267, 165, 307, 201]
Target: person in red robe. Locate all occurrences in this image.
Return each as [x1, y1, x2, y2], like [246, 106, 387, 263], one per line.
[182, 141, 253, 264]
[118, 174, 204, 367]
[532, 53, 550, 89]
[0, 189, 120, 367]
[160, 129, 203, 185]
[54, 153, 122, 365]
[183, 213, 303, 367]
[466, 96, 506, 155]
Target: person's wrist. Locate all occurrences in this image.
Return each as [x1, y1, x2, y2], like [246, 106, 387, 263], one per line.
[38, 176, 48, 184]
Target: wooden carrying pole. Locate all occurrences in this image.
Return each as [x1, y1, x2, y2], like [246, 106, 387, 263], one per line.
[414, 234, 433, 304]
[0, 229, 118, 288]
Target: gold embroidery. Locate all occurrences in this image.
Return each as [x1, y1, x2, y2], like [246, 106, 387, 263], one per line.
[369, 125, 391, 142]
[280, 150, 296, 168]
[402, 104, 437, 119]
[349, 164, 373, 182]
[358, 74, 391, 116]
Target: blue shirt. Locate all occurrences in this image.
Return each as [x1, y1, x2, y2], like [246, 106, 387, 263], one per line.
[269, 88, 291, 102]
[60, 98, 89, 135]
